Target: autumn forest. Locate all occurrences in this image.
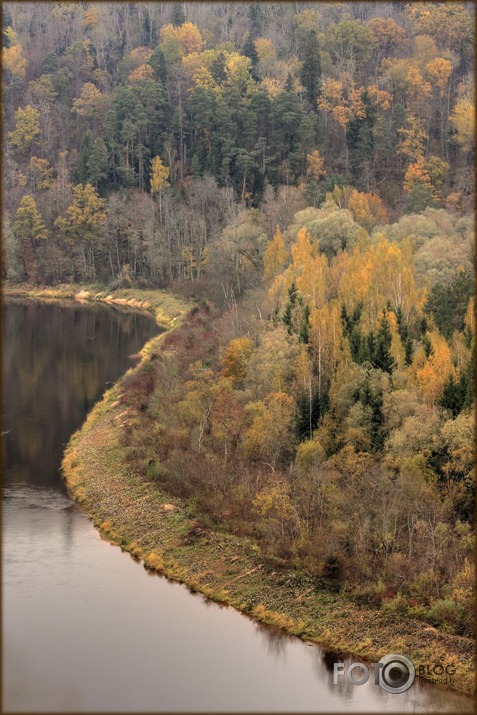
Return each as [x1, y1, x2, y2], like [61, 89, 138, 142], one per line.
[2, 2, 475, 639]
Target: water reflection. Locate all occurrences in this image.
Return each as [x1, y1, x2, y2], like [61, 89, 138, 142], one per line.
[3, 299, 158, 490]
[255, 621, 290, 661]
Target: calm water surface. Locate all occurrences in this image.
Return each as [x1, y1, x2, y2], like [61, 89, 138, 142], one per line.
[2, 300, 473, 713]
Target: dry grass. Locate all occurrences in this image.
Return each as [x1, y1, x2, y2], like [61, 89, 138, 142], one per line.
[2, 282, 190, 328]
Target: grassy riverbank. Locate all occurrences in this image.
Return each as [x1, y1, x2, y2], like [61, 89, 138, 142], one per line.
[2, 282, 189, 329]
[60, 312, 475, 698]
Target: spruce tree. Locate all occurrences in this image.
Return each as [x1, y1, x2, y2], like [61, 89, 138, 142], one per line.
[243, 35, 259, 81]
[373, 313, 395, 373]
[283, 281, 297, 334]
[300, 30, 321, 110]
[171, 3, 185, 27]
[347, 90, 376, 190]
[148, 46, 168, 85]
[299, 304, 310, 343]
[440, 374, 463, 417]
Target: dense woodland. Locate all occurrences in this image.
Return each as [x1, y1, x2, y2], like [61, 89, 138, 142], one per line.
[3, 3, 475, 636]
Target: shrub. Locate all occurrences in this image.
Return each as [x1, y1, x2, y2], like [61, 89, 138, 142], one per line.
[428, 598, 471, 636]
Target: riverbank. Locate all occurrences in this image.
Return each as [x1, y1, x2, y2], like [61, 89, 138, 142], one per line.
[61, 308, 475, 698]
[2, 282, 189, 329]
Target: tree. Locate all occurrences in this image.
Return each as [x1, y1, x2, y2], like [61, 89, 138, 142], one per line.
[449, 100, 475, 153]
[373, 312, 396, 374]
[242, 35, 259, 81]
[346, 89, 378, 190]
[221, 338, 254, 387]
[252, 478, 298, 551]
[2, 32, 27, 80]
[367, 17, 406, 63]
[263, 226, 287, 282]
[405, 184, 437, 214]
[160, 22, 203, 57]
[425, 271, 474, 339]
[8, 105, 40, 155]
[306, 149, 326, 180]
[29, 157, 54, 191]
[87, 138, 109, 189]
[150, 155, 170, 196]
[318, 79, 367, 174]
[308, 209, 359, 260]
[404, 155, 449, 201]
[72, 82, 106, 120]
[322, 19, 375, 75]
[149, 154, 169, 223]
[55, 183, 106, 279]
[210, 388, 246, 466]
[300, 30, 321, 109]
[403, 159, 432, 195]
[241, 392, 296, 468]
[171, 3, 186, 27]
[13, 196, 49, 280]
[397, 113, 427, 162]
[147, 46, 168, 84]
[347, 189, 388, 231]
[426, 57, 452, 96]
[414, 332, 454, 405]
[270, 78, 303, 180]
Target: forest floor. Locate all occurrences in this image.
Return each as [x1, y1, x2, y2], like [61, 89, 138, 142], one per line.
[57, 297, 476, 699]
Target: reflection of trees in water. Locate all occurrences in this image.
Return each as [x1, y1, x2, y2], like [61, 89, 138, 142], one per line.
[254, 621, 290, 661]
[309, 645, 358, 700]
[3, 300, 158, 489]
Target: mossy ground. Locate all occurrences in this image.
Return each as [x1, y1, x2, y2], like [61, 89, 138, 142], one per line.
[62, 374, 476, 698]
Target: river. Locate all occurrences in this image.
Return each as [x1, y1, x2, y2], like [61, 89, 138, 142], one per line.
[2, 299, 472, 713]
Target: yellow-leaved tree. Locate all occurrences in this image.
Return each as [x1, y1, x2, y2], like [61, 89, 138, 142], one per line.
[2, 30, 28, 81]
[13, 195, 49, 281]
[263, 226, 287, 282]
[150, 155, 170, 221]
[29, 157, 54, 191]
[450, 100, 475, 153]
[55, 183, 106, 279]
[414, 332, 454, 405]
[8, 105, 40, 155]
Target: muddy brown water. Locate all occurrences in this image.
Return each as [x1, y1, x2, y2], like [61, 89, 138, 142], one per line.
[2, 300, 473, 712]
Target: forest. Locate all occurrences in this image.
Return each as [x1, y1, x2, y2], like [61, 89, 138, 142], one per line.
[2, 2, 475, 637]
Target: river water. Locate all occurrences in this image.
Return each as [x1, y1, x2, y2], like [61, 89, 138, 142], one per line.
[2, 300, 473, 713]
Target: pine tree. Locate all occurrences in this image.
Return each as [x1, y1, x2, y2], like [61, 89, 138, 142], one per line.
[300, 30, 321, 110]
[87, 138, 109, 189]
